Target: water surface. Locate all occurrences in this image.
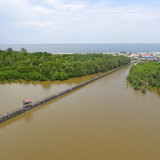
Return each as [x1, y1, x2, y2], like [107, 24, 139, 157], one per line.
[0, 66, 160, 160]
[0, 43, 160, 53]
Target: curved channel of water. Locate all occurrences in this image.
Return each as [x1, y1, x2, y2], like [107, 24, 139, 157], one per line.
[0, 66, 160, 160]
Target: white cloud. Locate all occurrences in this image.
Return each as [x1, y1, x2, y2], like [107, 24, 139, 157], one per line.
[13, 20, 58, 29]
[0, 0, 160, 43]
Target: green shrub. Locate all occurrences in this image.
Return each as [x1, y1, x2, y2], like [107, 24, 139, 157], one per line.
[127, 62, 160, 94]
[0, 50, 130, 82]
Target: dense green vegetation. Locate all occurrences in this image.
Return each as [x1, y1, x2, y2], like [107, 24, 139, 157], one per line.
[0, 49, 130, 83]
[127, 62, 160, 94]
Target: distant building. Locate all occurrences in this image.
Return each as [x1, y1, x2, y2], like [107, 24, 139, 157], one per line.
[140, 54, 158, 61]
[142, 54, 153, 58]
[152, 52, 160, 58]
[110, 52, 118, 56]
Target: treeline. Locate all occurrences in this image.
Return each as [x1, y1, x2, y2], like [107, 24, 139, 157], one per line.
[127, 62, 160, 94]
[0, 49, 130, 83]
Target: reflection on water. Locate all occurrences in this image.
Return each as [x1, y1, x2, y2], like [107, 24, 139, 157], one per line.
[0, 74, 99, 114]
[0, 66, 160, 160]
[24, 112, 33, 123]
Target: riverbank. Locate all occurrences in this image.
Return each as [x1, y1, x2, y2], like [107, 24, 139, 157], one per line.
[1, 63, 160, 160]
[0, 63, 132, 124]
[127, 62, 160, 94]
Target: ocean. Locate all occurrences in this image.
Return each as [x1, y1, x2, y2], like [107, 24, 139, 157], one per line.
[0, 43, 160, 53]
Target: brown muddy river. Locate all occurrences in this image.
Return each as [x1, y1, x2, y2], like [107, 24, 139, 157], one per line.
[0, 66, 160, 160]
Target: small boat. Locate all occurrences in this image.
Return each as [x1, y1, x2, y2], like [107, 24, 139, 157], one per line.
[23, 99, 32, 105]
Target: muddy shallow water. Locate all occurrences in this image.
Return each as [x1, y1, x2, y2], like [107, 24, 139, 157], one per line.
[0, 66, 160, 160]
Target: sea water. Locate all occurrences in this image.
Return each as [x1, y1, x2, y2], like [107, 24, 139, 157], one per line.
[0, 43, 160, 53]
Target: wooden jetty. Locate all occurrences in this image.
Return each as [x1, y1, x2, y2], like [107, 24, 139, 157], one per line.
[0, 63, 133, 124]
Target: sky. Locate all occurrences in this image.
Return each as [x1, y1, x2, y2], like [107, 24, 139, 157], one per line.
[0, 0, 160, 44]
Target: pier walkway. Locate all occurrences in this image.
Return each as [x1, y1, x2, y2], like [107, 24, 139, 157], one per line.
[0, 63, 133, 124]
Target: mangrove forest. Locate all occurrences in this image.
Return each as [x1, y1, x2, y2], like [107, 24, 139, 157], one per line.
[127, 62, 160, 94]
[0, 49, 130, 83]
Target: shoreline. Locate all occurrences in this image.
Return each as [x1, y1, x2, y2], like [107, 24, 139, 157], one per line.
[0, 62, 133, 124]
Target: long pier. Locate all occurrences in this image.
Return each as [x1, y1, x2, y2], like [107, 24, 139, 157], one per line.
[0, 63, 133, 124]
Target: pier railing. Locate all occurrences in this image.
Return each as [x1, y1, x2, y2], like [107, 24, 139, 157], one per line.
[0, 62, 133, 124]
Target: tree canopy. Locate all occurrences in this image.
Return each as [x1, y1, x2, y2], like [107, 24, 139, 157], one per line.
[127, 62, 160, 94]
[0, 50, 130, 83]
